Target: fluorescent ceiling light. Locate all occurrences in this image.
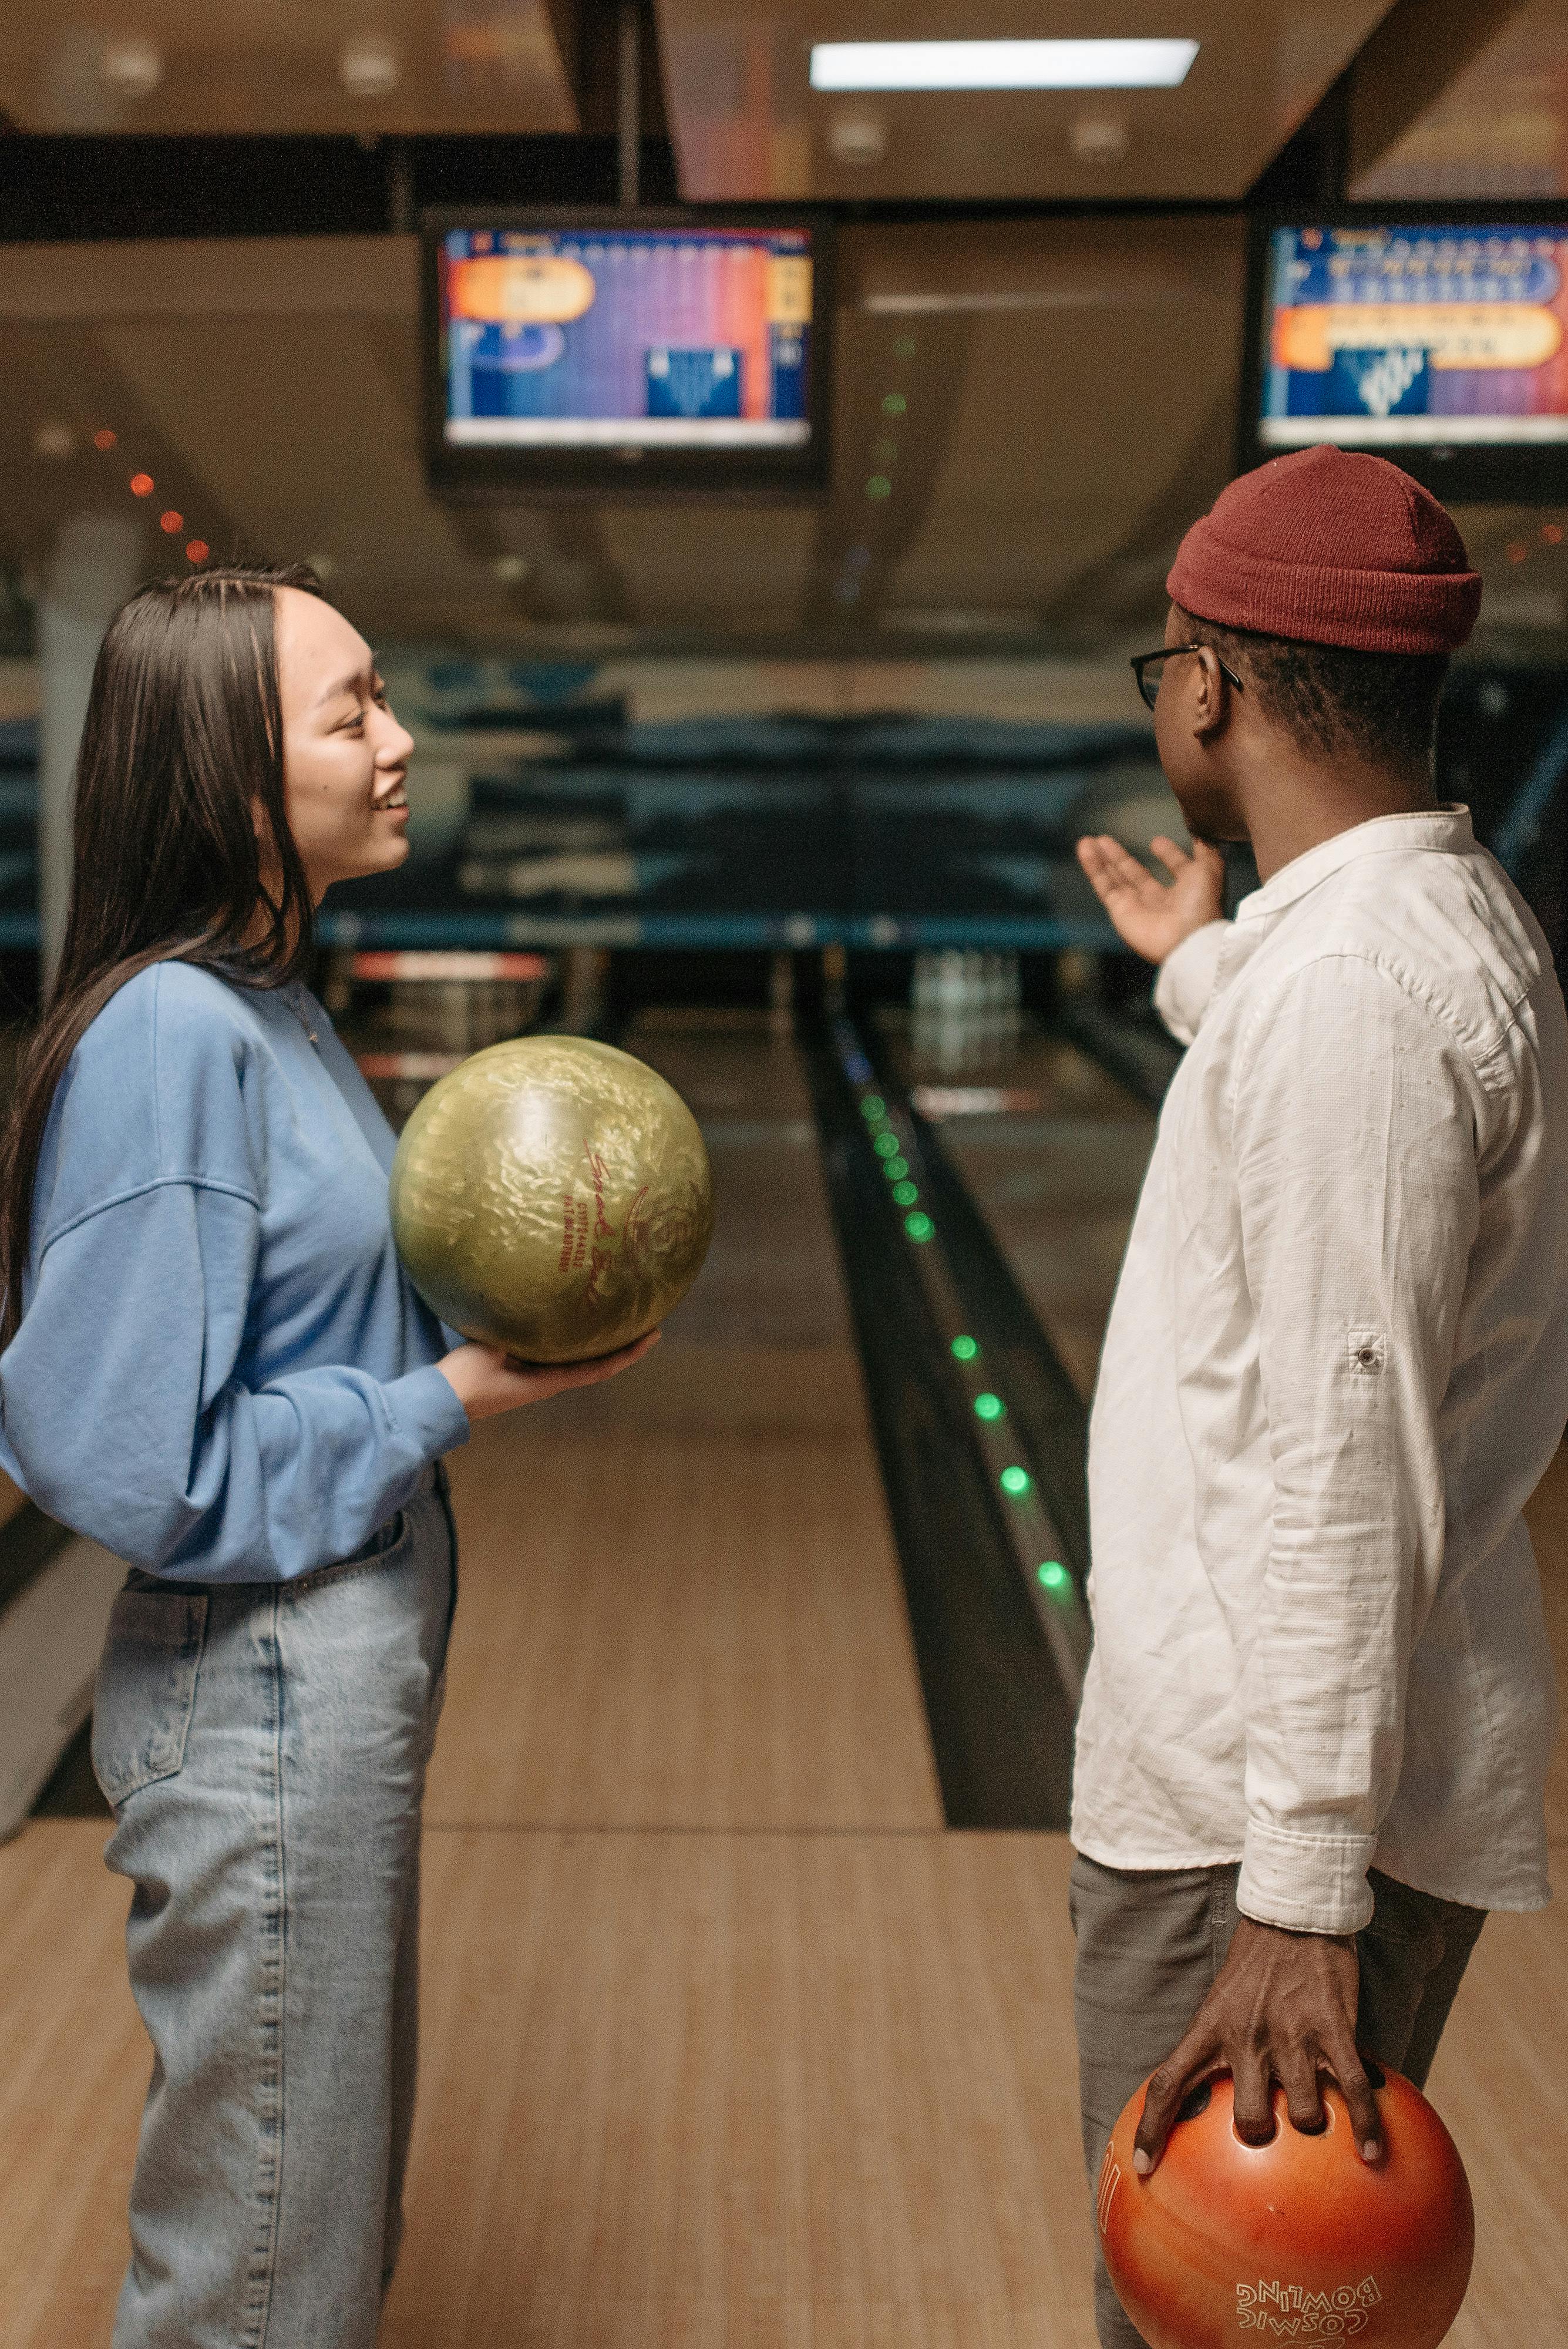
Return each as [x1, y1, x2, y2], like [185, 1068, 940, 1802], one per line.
[809, 39, 1199, 92]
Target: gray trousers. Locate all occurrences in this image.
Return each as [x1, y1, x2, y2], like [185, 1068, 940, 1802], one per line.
[1070, 1854, 1486, 2349]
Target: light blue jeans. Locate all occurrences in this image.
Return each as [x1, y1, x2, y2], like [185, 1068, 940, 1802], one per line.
[92, 1467, 457, 2349]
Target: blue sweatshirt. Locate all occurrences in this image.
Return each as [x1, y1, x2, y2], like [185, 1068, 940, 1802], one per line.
[0, 962, 470, 1580]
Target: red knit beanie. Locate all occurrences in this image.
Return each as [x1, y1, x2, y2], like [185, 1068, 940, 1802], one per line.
[1166, 446, 1480, 654]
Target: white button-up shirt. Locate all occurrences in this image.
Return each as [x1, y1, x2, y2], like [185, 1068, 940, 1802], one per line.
[1072, 809, 1568, 1933]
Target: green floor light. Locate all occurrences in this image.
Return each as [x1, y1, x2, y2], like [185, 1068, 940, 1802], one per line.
[1037, 1560, 1071, 1594]
[951, 1335, 978, 1362]
[883, 1156, 909, 1181]
[892, 1180, 918, 1207]
[861, 1095, 885, 1120]
[974, 1392, 1004, 1422]
[1000, 1465, 1031, 1497]
[873, 1132, 900, 1158]
[904, 1211, 934, 1242]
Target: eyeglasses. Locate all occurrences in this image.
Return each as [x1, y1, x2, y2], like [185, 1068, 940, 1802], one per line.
[1129, 643, 1244, 713]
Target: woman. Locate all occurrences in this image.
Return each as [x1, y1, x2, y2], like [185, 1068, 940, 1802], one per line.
[0, 564, 652, 2347]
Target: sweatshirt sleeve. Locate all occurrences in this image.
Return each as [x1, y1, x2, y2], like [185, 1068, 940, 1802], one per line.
[1153, 919, 1232, 1045]
[0, 963, 468, 1581]
[1229, 952, 1481, 1933]
[0, 1177, 468, 1580]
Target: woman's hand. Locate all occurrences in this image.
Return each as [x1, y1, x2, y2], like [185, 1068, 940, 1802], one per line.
[438, 1329, 659, 1423]
[1076, 832, 1226, 964]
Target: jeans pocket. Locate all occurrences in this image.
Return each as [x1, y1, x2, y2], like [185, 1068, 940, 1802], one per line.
[91, 1584, 208, 1806]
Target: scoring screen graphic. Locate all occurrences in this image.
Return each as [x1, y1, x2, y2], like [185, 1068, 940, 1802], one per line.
[440, 226, 813, 450]
[1260, 224, 1568, 448]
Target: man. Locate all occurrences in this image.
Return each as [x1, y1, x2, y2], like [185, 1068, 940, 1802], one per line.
[1071, 444, 1568, 2349]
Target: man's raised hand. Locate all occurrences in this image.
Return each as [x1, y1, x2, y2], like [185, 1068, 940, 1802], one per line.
[1076, 832, 1226, 965]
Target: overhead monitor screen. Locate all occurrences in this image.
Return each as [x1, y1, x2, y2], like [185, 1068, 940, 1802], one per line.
[1253, 220, 1568, 496]
[426, 216, 826, 495]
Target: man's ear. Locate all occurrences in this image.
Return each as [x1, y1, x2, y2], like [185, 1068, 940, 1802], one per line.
[1190, 646, 1231, 741]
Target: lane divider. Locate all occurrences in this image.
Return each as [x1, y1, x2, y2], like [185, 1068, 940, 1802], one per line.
[835, 1017, 1091, 1702]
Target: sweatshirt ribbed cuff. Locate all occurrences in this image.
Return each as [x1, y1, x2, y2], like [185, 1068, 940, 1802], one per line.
[1153, 920, 1231, 1046]
[385, 1361, 472, 1461]
[1238, 1818, 1376, 1936]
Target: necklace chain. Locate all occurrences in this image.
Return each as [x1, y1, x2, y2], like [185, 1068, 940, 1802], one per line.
[285, 984, 320, 1049]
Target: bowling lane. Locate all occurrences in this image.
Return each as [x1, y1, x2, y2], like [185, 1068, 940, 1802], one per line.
[1523, 1449, 1568, 1853]
[2, 1009, 1566, 2346]
[423, 1009, 944, 1832]
[885, 1023, 1156, 1401]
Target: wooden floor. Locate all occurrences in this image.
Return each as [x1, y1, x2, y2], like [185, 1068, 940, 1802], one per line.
[0, 1023, 1565, 2345]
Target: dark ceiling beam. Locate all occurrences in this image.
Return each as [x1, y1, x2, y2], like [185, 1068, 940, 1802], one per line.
[1347, 0, 1533, 185]
[0, 133, 680, 244]
[1252, 0, 1533, 206]
[573, 0, 668, 146]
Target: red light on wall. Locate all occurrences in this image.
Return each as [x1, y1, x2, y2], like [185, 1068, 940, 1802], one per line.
[1508, 540, 1529, 563]
[186, 540, 209, 564]
[1544, 523, 1564, 545]
[93, 428, 117, 451]
[129, 472, 154, 497]
[159, 510, 183, 533]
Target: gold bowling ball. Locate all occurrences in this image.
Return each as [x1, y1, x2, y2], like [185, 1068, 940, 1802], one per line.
[389, 1036, 714, 1364]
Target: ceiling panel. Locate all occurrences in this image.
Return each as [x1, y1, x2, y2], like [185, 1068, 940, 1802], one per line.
[0, 223, 1255, 656]
[656, 0, 1395, 201]
[0, 1, 576, 135]
[832, 220, 1246, 648]
[597, 506, 819, 630]
[1353, 0, 1568, 197]
[0, 238, 506, 642]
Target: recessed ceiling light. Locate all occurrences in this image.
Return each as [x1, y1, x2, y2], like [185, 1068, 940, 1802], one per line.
[99, 35, 163, 98]
[828, 111, 888, 165]
[339, 32, 400, 97]
[809, 40, 1199, 92]
[1072, 115, 1129, 161]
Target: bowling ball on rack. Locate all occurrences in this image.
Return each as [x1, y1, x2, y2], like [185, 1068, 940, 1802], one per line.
[389, 1034, 714, 1365]
[1096, 2065, 1473, 2349]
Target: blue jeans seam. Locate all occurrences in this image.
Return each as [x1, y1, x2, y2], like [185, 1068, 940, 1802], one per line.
[242, 1588, 287, 2348]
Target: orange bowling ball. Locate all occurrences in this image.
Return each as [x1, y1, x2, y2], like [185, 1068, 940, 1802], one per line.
[1097, 2066, 1473, 2349]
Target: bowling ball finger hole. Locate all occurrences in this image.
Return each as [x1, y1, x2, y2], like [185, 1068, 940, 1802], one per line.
[1230, 2108, 1281, 2149]
[1176, 2081, 1213, 2125]
[1360, 2056, 1387, 2089]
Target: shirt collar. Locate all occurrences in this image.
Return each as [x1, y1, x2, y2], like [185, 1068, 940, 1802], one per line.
[1234, 805, 1476, 924]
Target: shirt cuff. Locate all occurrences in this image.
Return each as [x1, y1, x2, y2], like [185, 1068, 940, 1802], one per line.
[383, 1361, 472, 1461]
[1238, 1819, 1376, 1935]
[1153, 919, 1231, 1045]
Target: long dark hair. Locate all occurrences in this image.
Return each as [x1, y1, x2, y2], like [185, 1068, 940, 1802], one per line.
[0, 562, 327, 1340]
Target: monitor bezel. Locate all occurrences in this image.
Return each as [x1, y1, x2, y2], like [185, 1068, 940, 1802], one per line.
[420, 205, 836, 502]
[1239, 201, 1568, 505]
